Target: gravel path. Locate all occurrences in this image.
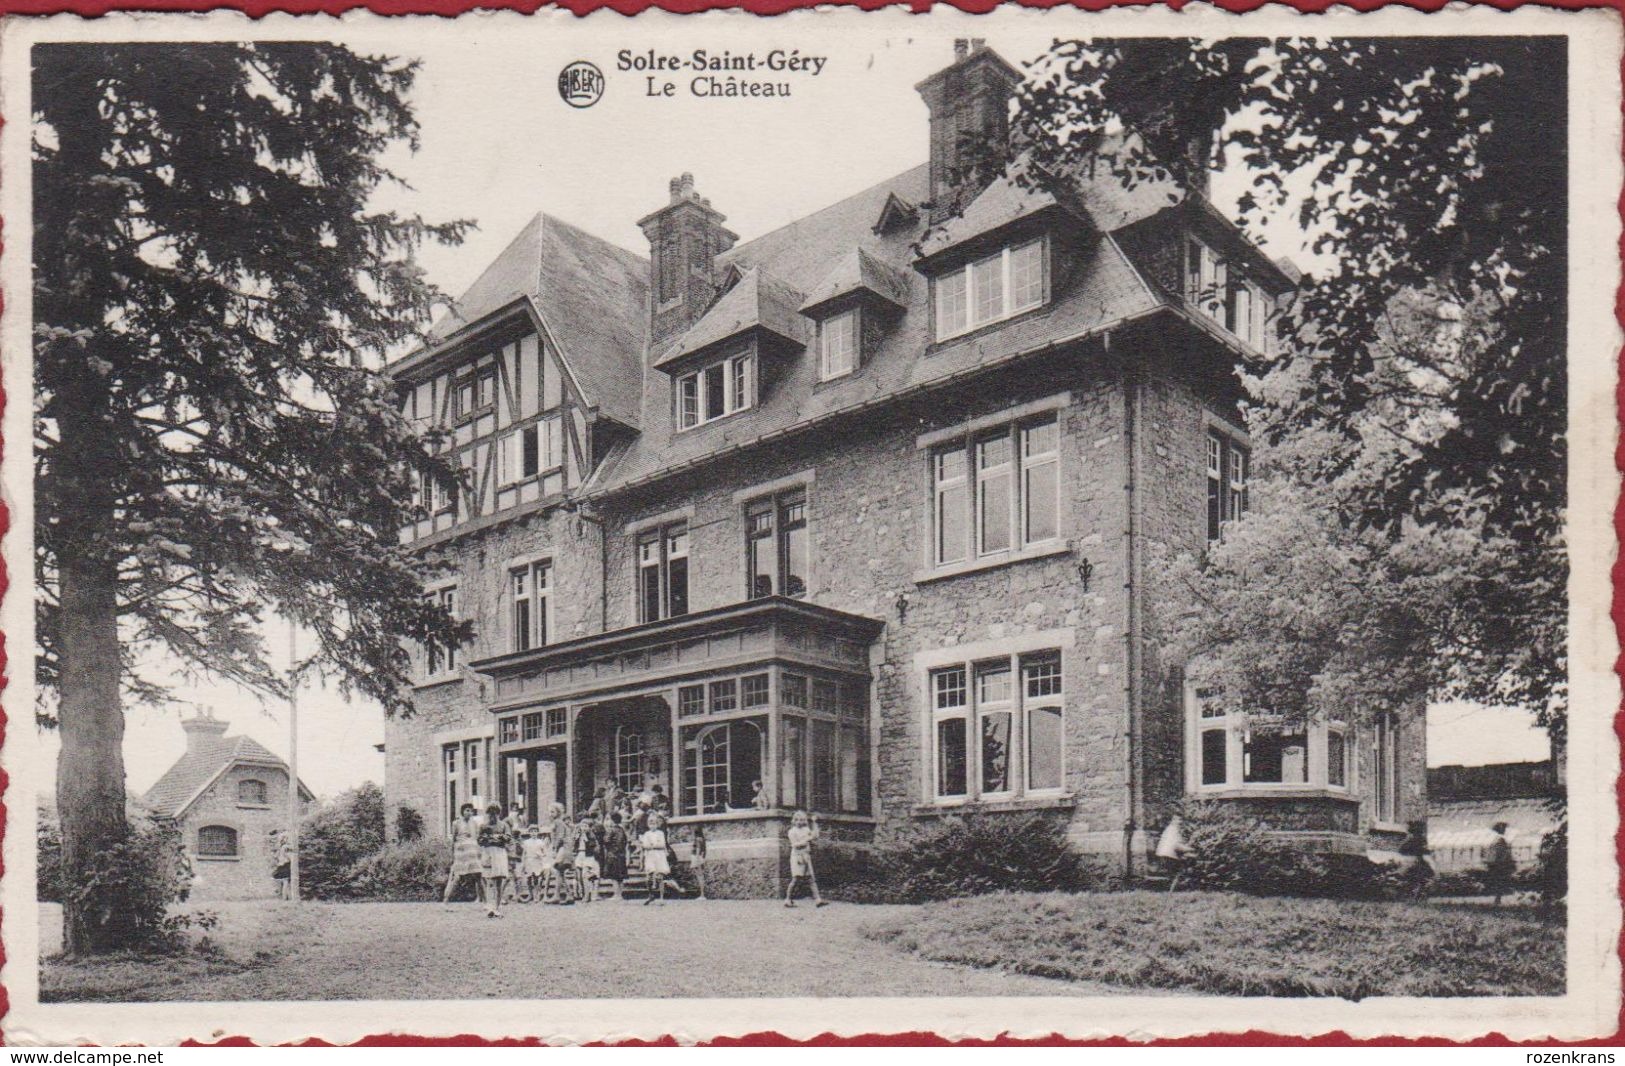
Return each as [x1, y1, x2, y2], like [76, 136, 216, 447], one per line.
[43, 899, 1131, 1000]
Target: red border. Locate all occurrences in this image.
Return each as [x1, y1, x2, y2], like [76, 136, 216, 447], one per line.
[2, 0, 1620, 1048]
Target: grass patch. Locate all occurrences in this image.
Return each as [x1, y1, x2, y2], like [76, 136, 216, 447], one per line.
[40, 900, 325, 1003]
[43, 949, 267, 1003]
[863, 890, 1564, 998]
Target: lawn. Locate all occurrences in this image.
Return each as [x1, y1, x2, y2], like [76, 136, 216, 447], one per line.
[862, 890, 1565, 998]
[38, 898, 1116, 1001]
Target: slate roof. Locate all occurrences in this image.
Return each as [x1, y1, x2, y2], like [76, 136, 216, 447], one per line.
[652, 267, 809, 371]
[592, 163, 1165, 496]
[917, 153, 1184, 263]
[142, 734, 312, 820]
[799, 248, 912, 314]
[413, 213, 649, 428]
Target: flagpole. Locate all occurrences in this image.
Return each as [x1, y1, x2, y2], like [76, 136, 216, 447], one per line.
[288, 620, 301, 904]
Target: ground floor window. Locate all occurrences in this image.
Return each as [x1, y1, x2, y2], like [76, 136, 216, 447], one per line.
[1374, 712, 1399, 822]
[929, 650, 1064, 804]
[196, 825, 239, 858]
[442, 736, 492, 833]
[680, 717, 766, 815]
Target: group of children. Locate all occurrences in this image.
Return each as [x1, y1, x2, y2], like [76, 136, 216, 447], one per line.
[442, 782, 704, 918]
[440, 777, 829, 915]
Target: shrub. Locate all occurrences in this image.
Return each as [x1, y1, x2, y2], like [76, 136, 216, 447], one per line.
[63, 818, 195, 954]
[38, 806, 63, 903]
[822, 815, 1090, 904]
[298, 782, 386, 900]
[341, 838, 452, 901]
[1536, 819, 1567, 909]
[1431, 870, 1486, 897]
[1174, 801, 1319, 895]
[395, 805, 425, 843]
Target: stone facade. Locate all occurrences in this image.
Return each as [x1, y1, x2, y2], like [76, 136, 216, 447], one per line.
[185, 763, 301, 901]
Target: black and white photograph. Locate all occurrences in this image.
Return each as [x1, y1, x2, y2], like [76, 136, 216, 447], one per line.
[2, 6, 1619, 1045]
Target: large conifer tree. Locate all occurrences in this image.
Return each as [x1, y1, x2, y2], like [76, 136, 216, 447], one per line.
[34, 43, 467, 954]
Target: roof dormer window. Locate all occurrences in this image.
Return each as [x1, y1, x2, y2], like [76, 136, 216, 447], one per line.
[933, 238, 1046, 341]
[818, 309, 858, 381]
[677, 352, 754, 431]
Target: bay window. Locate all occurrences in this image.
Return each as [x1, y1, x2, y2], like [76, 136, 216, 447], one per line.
[931, 414, 1061, 567]
[929, 650, 1065, 804]
[934, 238, 1047, 340]
[1187, 686, 1360, 795]
[677, 352, 754, 429]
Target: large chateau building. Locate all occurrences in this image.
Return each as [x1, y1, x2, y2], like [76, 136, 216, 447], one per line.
[382, 42, 1426, 894]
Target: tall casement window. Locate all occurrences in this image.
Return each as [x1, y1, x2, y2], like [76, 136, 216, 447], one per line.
[931, 415, 1061, 568]
[1374, 712, 1399, 823]
[509, 561, 551, 652]
[677, 352, 754, 430]
[745, 490, 808, 599]
[1188, 236, 1270, 349]
[442, 737, 492, 833]
[637, 522, 689, 623]
[930, 651, 1064, 804]
[1187, 686, 1353, 794]
[1206, 433, 1249, 542]
[819, 309, 858, 380]
[934, 238, 1047, 340]
[422, 586, 458, 678]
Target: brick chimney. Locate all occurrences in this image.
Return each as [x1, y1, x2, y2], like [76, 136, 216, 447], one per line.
[915, 39, 1022, 221]
[180, 709, 230, 753]
[637, 173, 739, 354]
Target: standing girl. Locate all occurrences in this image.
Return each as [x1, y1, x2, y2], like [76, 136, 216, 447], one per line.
[784, 810, 826, 908]
[271, 829, 294, 901]
[601, 811, 629, 901]
[638, 813, 682, 905]
[442, 803, 484, 909]
[477, 803, 512, 918]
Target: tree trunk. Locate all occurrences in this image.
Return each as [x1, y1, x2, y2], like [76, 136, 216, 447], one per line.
[55, 510, 129, 955]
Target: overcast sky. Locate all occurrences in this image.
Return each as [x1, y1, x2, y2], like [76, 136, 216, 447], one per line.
[38, 24, 1549, 801]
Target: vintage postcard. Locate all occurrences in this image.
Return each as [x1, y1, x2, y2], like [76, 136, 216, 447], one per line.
[0, 3, 1618, 1046]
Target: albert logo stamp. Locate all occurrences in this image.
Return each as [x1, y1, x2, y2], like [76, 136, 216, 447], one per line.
[557, 60, 604, 108]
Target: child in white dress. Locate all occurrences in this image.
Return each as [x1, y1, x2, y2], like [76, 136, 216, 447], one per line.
[638, 813, 682, 906]
[520, 825, 550, 903]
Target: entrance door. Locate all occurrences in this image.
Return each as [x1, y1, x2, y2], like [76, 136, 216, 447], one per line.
[500, 750, 562, 824]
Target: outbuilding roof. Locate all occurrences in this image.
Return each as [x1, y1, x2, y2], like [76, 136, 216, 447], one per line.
[142, 733, 313, 820]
